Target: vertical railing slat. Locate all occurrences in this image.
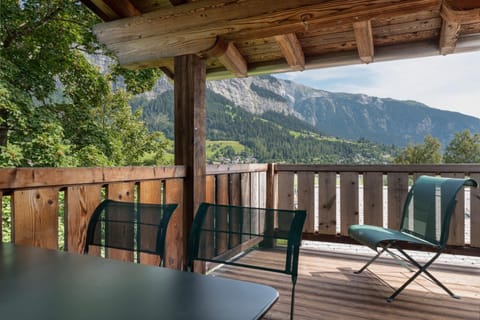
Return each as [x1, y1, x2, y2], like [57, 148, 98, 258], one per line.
[318, 172, 336, 234]
[65, 184, 102, 254]
[363, 172, 383, 227]
[215, 175, 229, 255]
[165, 178, 184, 270]
[106, 183, 135, 262]
[443, 173, 466, 246]
[297, 172, 315, 232]
[277, 172, 295, 230]
[13, 188, 59, 249]
[340, 172, 359, 236]
[229, 174, 241, 248]
[470, 173, 480, 248]
[138, 180, 163, 266]
[387, 173, 409, 230]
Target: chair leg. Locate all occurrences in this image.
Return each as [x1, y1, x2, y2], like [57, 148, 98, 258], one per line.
[290, 281, 296, 320]
[387, 248, 459, 302]
[354, 244, 390, 274]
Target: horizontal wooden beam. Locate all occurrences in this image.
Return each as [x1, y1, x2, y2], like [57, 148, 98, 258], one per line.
[353, 20, 374, 63]
[93, 0, 440, 68]
[274, 33, 305, 71]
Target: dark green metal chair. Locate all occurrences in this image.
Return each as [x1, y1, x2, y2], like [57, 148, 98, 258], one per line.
[187, 202, 306, 320]
[349, 175, 477, 302]
[84, 200, 178, 266]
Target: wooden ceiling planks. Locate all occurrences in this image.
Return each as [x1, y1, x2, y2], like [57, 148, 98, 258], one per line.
[80, 0, 480, 78]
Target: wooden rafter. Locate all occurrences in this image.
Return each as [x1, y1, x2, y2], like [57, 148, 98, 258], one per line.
[274, 33, 305, 71]
[439, 0, 480, 55]
[104, 0, 141, 17]
[204, 38, 248, 77]
[353, 20, 374, 63]
[439, 20, 461, 55]
[92, 0, 440, 69]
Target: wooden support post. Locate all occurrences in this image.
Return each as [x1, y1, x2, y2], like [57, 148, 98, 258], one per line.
[174, 54, 206, 270]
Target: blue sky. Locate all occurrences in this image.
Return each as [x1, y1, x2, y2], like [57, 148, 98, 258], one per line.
[275, 51, 480, 120]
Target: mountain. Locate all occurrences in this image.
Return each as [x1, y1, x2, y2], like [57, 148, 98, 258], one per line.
[132, 89, 397, 164]
[204, 75, 480, 148]
[130, 74, 479, 163]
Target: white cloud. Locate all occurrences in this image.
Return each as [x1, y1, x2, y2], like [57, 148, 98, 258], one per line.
[275, 51, 480, 119]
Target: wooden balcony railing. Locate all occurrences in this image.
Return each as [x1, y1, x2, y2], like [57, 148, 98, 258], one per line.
[1, 164, 479, 266]
[275, 164, 480, 256]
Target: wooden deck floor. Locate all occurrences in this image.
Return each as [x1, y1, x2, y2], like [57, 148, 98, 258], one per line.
[211, 248, 480, 320]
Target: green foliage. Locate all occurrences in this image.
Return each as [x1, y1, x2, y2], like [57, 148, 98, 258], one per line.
[444, 130, 480, 163]
[394, 135, 442, 164]
[0, 1, 168, 167]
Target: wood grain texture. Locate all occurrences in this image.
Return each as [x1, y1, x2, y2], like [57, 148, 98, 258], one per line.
[274, 33, 305, 70]
[174, 54, 206, 270]
[138, 180, 163, 266]
[387, 173, 409, 230]
[318, 172, 337, 235]
[340, 172, 359, 236]
[297, 172, 315, 232]
[13, 188, 59, 249]
[439, 19, 460, 54]
[165, 178, 184, 269]
[277, 172, 295, 231]
[363, 172, 383, 227]
[353, 20, 374, 63]
[65, 185, 102, 254]
[215, 174, 229, 254]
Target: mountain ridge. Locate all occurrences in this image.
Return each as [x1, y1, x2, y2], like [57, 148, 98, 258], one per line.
[135, 74, 480, 149]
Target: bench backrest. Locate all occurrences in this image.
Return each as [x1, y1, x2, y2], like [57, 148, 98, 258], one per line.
[400, 175, 477, 247]
[84, 200, 177, 263]
[187, 202, 306, 277]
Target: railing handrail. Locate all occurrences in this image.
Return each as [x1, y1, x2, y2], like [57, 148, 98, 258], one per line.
[275, 163, 480, 174]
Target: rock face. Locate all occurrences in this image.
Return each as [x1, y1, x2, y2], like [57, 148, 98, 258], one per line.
[137, 74, 480, 147]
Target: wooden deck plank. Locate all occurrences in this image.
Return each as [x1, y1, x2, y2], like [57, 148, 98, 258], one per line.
[212, 248, 480, 320]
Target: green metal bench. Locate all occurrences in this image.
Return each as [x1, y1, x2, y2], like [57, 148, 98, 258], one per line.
[187, 202, 306, 320]
[84, 200, 178, 266]
[349, 175, 477, 302]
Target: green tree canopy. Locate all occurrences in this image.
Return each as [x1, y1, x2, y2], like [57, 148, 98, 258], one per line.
[0, 0, 168, 167]
[394, 135, 442, 164]
[444, 130, 480, 163]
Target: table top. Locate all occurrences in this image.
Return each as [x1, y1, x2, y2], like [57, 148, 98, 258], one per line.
[0, 243, 278, 320]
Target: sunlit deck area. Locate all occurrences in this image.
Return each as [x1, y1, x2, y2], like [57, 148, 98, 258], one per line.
[212, 245, 480, 320]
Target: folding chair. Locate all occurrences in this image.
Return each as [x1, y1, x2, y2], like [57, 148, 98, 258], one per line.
[84, 200, 178, 266]
[187, 202, 306, 320]
[348, 175, 477, 302]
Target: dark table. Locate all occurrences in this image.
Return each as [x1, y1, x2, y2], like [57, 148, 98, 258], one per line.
[0, 243, 278, 320]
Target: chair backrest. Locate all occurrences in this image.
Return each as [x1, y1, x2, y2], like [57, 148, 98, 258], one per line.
[187, 202, 306, 276]
[84, 200, 177, 262]
[400, 175, 477, 248]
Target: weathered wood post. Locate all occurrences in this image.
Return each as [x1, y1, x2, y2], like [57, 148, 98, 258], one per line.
[174, 54, 206, 270]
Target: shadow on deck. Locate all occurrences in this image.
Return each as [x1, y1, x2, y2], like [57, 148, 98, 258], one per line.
[211, 246, 480, 320]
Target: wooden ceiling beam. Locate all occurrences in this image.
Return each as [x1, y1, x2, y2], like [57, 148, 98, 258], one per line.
[92, 0, 440, 68]
[169, 0, 188, 5]
[353, 20, 374, 63]
[203, 38, 248, 77]
[439, 0, 480, 55]
[274, 33, 305, 71]
[439, 20, 461, 55]
[104, 0, 141, 18]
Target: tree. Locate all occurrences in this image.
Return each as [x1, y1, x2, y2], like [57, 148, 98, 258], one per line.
[0, 1, 167, 167]
[444, 130, 480, 163]
[394, 135, 442, 164]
